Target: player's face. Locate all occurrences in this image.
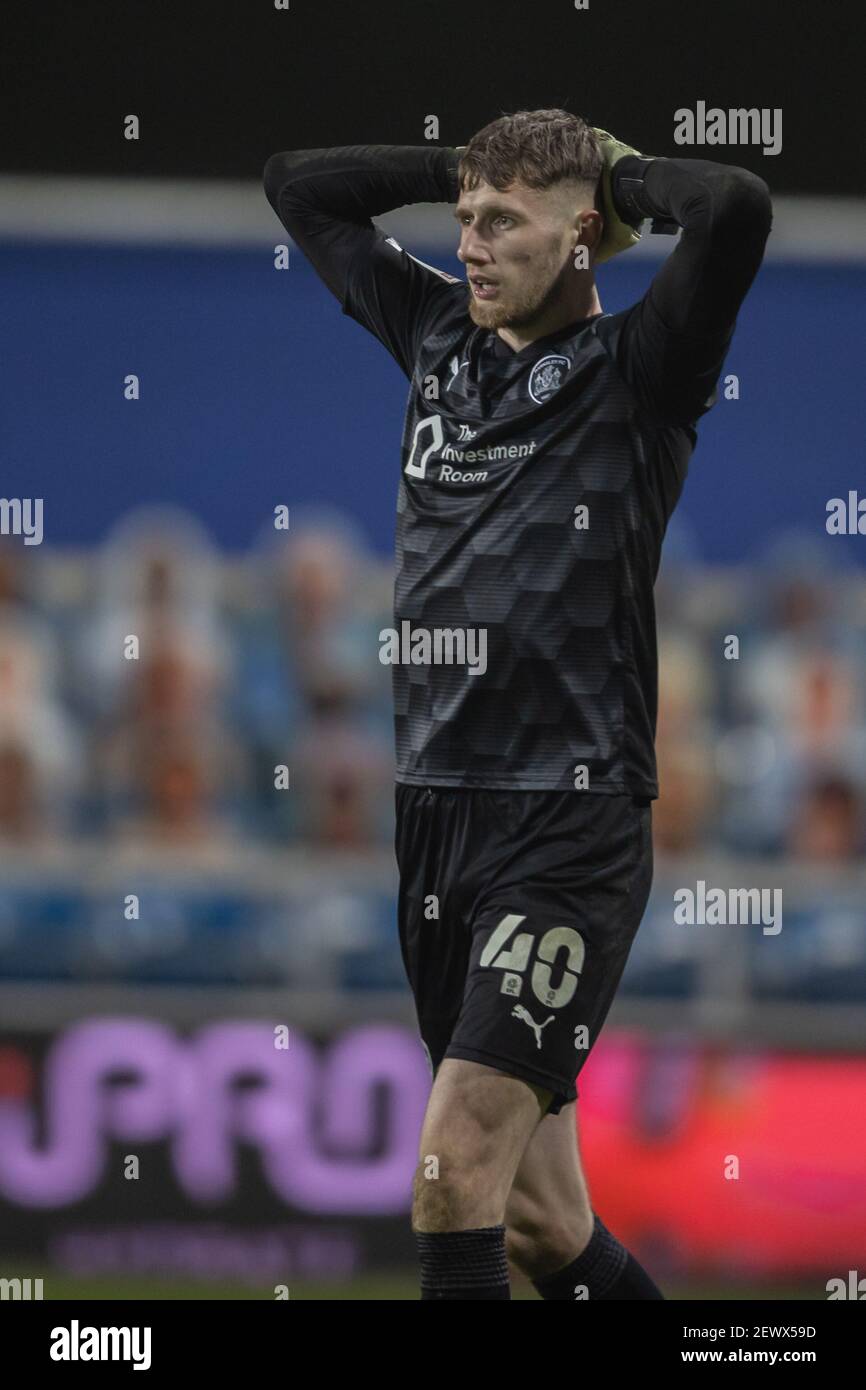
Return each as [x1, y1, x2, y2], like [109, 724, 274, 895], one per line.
[455, 178, 587, 331]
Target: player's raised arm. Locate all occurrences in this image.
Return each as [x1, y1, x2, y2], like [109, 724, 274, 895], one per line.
[263, 145, 463, 376]
[604, 151, 774, 425]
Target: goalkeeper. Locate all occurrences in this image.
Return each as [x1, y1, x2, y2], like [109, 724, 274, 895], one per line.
[264, 111, 771, 1300]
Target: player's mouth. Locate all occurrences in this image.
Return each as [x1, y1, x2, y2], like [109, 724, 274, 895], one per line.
[469, 276, 499, 300]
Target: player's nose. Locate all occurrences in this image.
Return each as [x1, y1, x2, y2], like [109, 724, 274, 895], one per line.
[458, 241, 492, 267]
[457, 230, 491, 266]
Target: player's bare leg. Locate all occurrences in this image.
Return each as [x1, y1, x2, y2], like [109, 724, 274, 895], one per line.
[412, 1059, 549, 1232]
[410, 1061, 663, 1298]
[505, 1101, 594, 1276]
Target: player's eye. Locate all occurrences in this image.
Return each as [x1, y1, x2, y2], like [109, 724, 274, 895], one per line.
[493, 215, 514, 229]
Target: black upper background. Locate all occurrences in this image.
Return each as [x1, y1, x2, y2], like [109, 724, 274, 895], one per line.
[0, 0, 861, 196]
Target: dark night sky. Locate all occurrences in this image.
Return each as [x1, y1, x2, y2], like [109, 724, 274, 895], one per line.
[1, 0, 861, 196]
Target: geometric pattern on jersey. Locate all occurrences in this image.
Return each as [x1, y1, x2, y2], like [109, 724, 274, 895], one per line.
[389, 289, 696, 794]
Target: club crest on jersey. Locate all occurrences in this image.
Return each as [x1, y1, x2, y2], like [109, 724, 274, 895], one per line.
[528, 354, 571, 404]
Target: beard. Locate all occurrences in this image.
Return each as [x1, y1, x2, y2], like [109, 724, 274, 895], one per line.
[467, 252, 571, 332]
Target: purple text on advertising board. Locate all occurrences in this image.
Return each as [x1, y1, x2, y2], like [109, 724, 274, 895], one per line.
[0, 1020, 430, 1211]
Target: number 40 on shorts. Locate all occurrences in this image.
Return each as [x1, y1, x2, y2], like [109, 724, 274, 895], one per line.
[479, 913, 585, 1009]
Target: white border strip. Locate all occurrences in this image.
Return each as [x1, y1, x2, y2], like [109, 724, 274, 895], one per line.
[0, 175, 864, 262]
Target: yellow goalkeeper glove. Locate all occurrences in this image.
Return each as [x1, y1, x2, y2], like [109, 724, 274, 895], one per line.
[591, 127, 647, 263]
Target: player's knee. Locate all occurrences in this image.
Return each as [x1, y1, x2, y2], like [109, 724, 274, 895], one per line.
[411, 1135, 510, 1231]
[411, 1153, 502, 1231]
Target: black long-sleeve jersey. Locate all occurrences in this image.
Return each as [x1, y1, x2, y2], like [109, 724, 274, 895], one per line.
[264, 144, 771, 795]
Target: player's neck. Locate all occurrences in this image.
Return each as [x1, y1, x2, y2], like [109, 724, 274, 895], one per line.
[496, 281, 603, 354]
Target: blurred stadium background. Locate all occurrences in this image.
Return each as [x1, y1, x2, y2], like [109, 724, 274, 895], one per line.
[1, 154, 865, 1299]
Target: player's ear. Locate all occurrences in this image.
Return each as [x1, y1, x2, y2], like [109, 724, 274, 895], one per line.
[574, 207, 603, 258]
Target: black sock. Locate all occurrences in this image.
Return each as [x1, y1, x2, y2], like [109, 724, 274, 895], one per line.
[532, 1214, 664, 1300]
[416, 1225, 511, 1300]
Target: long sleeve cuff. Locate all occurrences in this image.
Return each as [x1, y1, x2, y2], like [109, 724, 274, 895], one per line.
[611, 154, 771, 240]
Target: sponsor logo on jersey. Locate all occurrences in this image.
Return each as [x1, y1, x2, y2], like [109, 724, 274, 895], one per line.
[405, 414, 537, 482]
[528, 354, 571, 404]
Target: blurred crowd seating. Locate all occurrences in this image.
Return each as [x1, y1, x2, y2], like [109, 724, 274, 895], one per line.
[0, 509, 865, 861]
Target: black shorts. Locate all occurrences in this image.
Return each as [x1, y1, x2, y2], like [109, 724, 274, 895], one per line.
[395, 785, 653, 1115]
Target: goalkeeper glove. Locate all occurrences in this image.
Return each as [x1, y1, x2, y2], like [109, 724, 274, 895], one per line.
[591, 127, 649, 263]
